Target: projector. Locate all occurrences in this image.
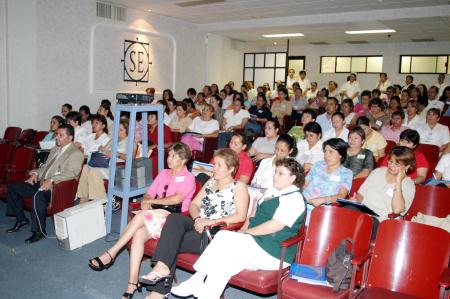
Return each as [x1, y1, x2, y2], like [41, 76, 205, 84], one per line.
[116, 93, 154, 105]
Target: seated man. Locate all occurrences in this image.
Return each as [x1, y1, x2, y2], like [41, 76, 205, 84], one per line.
[5, 124, 84, 243]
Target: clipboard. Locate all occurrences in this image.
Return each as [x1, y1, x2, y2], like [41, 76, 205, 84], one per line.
[337, 198, 379, 217]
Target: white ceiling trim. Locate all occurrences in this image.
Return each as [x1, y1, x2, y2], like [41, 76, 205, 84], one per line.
[197, 5, 450, 32]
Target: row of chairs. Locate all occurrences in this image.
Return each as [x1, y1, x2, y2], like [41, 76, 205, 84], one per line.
[127, 204, 450, 299]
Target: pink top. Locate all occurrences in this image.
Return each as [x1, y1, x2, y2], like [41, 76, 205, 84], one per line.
[354, 103, 369, 117]
[146, 166, 196, 212]
[380, 125, 408, 143]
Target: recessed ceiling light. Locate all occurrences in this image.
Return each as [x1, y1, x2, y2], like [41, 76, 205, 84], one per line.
[147, 9, 152, 12]
[262, 33, 304, 38]
[273, 42, 277, 45]
[345, 29, 396, 34]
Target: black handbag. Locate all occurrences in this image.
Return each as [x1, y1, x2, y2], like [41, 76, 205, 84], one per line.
[151, 203, 182, 214]
[199, 225, 221, 253]
[87, 151, 110, 168]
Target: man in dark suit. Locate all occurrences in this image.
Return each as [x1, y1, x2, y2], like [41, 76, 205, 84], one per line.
[5, 124, 84, 243]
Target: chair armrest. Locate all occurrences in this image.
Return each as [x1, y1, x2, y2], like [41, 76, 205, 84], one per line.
[388, 213, 399, 219]
[440, 268, 450, 288]
[281, 230, 306, 248]
[351, 251, 372, 266]
[128, 201, 141, 212]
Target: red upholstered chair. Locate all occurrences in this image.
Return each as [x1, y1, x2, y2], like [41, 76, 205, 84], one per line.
[30, 131, 49, 148]
[440, 116, 450, 127]
[0, 146, 36, 198]
[416, 143, 440, 179]
[1, 126, 21, 142]
[377, 140, 397, 167]
[351, 220, 450, 299]
[23, 179, 78, 215]
[280, 206, 373, 299]
[349, 177, 366, 197]
[0, 143, 16, 181]
[403, 184, 450, 221]
[192, 137, 218, 163]
[15, 128, 36, 145]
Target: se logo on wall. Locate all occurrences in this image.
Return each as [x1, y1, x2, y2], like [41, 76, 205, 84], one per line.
[121, 38, 152, 85]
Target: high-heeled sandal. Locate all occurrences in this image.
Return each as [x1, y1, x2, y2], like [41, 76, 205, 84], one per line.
[122, 282, 142, 299]
[139, 271, 172, 287]
[88, 250, 115, 271]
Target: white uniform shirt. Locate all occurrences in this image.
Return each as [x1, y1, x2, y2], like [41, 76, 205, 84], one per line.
[251, 155, 276, 189]
[322, 127, 350, 142]
[298, 78, 311, 92]
[83, 132, 111, 155]
[188, 117, 219, 135]
[436, 153, 450, 180]
[416, 123, 450, 147]
[74, 126, 89, 145]
[437, 82, 448, 97]
[296, 139, 324, 166]
[375, 80, 392, 92]
[403, 114, 425, 129]
[251, 136, 277, 155]
[339, 81, 361, 103]
[81, 121, 92, 133]
[223, 109, 250, 130]
[316, 113, 333, 132]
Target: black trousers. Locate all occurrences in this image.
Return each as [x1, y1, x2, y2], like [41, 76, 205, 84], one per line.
[6, 181, 51, 233]
[148, 213, 203, 293]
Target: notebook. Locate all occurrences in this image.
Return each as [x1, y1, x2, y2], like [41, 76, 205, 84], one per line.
[337, 198, 379, 217]
[290, 263, 330, 287]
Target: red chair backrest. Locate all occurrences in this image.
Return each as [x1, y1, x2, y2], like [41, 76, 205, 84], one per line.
[17, 128, 36, 144]
[416, 143, 440, 164]
[3, 126, 21, 141]
[439, 116, 450, 127]
[296, 206, 373, 266]
[349, 177, 366, 197]
[31, 131, 49, 148]
[404, 184, 450, 221]
[385, 140, 397, 156]
[367, 220, 450, 298]
[7, 146, 36, 181]
[0, 143, 15, 166]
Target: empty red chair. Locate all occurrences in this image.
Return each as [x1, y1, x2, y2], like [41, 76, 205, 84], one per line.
[416, 143, 440, 179]
[31, 131, 49, 148]
[1, 126, 21, 142]
[404, 184, 450, 221]
[280, 206, 373, 299]
[0, 143, 16, 181]
[351, 220, 450, 299]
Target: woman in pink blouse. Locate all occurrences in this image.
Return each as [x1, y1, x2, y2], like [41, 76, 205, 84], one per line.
[88, 142, 196, 299]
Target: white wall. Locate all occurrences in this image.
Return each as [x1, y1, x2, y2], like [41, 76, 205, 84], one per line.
[3, 0, 206, 132]
[266, 41, 450, 92]
[205, 33, 265, 89]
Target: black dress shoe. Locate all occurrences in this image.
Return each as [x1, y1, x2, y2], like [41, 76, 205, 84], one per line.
[25, 232, 45, 243]
[6, 219, 30, 233]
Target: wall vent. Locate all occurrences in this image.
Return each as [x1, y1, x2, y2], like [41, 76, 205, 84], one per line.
[96, 2, 126, 21]
[176, 0, 225, 7]
[347, 40, 369, 44]
[309, 42, 329, 45]
[411, 38, 435, 42]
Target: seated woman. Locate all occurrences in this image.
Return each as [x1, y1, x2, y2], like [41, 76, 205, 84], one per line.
[168, 102, 192, 133]
[385, 96, 402, 120]
[42, 115, 65, 141]
[182, 104, 219, 152]
[356, 116, 387, 162]
[98, 102, 114, 134]
[270, 86, 292, 126]
[290, 87, 307, 118]
[245, 93, 272, 136]
[404, 100, 425, 129]
[228, 132, 254, 184]
[137, 148, 249, 298]
[182, 98, 200, 119]
[322, 112, 349, 142]
[341, 98, 356, 127]
[365, 98, 389, 130]
[416, 108, 450, 151]
[351, 146, 416, 236]
[87, 142, 196, 299]
[381, 110, 408, 143]
[379, 129, 429, 184]
[171, 158, 306, 299]
[77, 119, 136, 203]
[81, 114, 111, 158]
[302, 138, 353, 221]
[247, 118, 280, 162]
[210, 94, 224, 129]
[288, 108, 317, 142]
[251, 134, 297, 189]
[435, 152, 450, 187]
[295, 122, 324, 172]
[343, 126, 374, 179]
[218, 97, 250, 148]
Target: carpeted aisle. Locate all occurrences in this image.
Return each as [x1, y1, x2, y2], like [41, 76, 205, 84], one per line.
[0, 201, 276, 299]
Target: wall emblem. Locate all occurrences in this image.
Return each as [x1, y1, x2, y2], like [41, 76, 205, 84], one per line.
[121, 37, 152, 85]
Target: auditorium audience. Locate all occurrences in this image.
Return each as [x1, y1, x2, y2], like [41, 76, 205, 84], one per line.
[290, 87, 307, 116]
[385, 96, 402, 120]
[356, 116, 387, 161]
[288, 108, 317, 142]
[354, 90, 371, 118]
[210, 94, 225, 128]
[138, 148, 248, 298]
[88, 143, 196, 299]
[246, 93, 272, 136]
[79, 105, 93, 132]
[187, 104, 219, 137]
[226, 132, 254, 184]
[343, 126, 374, 178]
[296, 122, 324, 172]
[42, 115, 65, 141]
[327, 80, 338, 98]
[339, 73, 361, 103]
[435, 153, 450, 185]
[379, 129, 429, 184]
[322, 112, 349, 142]
[341, 98, 355, 126]
[251, 134, 298, 189]
[169, 102, 192, 133]
[416, 108, 450, 151]
[351, 146, 416, 235]
[218, 97, 249, 148]
[81, 114, 111, 157]
[61, 103, 72, 118]
[316, 97, 339, 132]
[270, 86, 292, 126]
[404, 100, 425, 129]
[98, 102, 114, 134]
[171, 158, 305, 299]
[65, 111, 89, 149]
[247, 118, 280, 162]
[381, 110, 408, 142]
[365, 98, 388, 130]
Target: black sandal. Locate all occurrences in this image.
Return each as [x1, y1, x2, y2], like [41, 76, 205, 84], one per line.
[122, 282, 142, 299]
[88, 250, 115, 271]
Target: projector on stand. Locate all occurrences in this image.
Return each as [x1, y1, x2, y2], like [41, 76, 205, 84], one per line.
[116, 93, 154, 105]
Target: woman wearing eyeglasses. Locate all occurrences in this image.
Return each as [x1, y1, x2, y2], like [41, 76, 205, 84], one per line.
[171, 158, 306, 299]
[350, 146, 416, 236]
[87, 142, 196, 299]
